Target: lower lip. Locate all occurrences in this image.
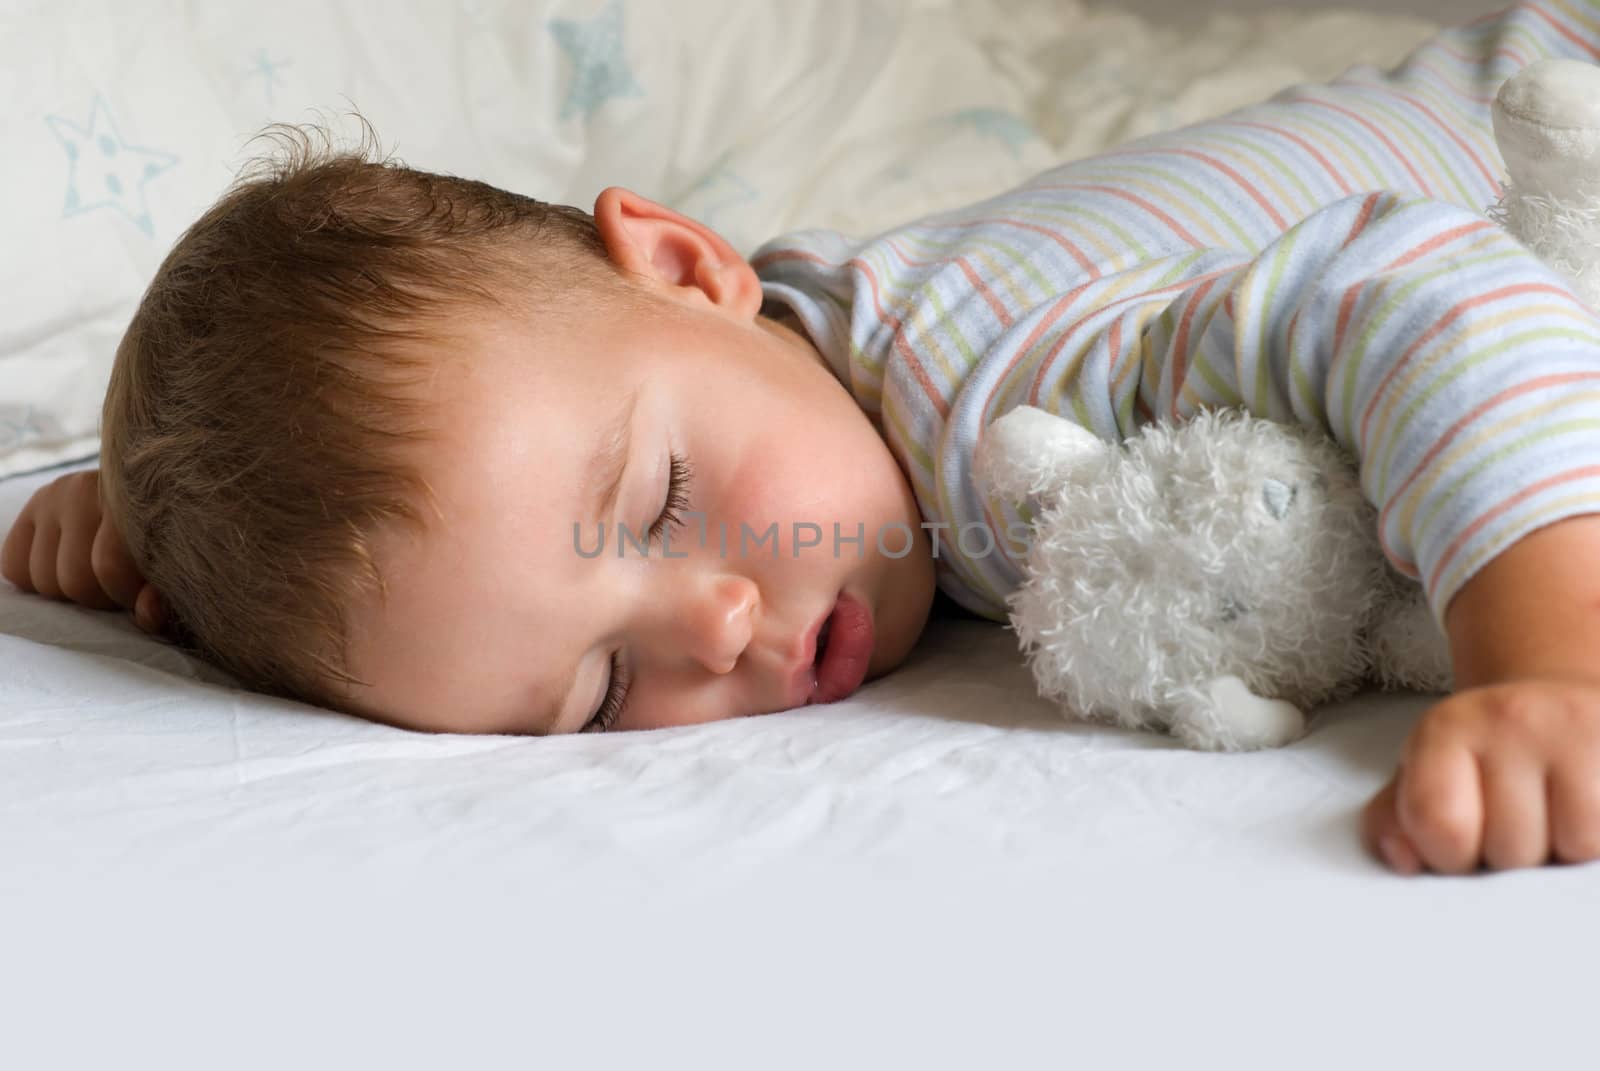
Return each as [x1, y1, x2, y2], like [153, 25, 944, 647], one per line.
[810, 592, 875, 705]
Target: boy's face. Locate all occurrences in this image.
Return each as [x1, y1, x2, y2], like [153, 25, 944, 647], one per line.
[341, 188, 936, 734]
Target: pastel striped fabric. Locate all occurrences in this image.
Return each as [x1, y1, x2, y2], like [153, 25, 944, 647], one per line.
[753, 0, 1600, 629]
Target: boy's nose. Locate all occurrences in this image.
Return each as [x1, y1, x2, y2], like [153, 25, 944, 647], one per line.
[666, 572, 758, 675]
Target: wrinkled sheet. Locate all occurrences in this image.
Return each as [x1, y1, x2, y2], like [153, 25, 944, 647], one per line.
[4, 470, 1596, 1067]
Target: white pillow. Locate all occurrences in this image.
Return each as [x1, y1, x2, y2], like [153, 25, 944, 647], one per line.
[0, 0, 1438, 478]
[1, 0, 1043, 477]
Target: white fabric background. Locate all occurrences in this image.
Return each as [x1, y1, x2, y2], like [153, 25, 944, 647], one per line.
[5, 3, 1598, 1069]
[1, 0, 1445, 475]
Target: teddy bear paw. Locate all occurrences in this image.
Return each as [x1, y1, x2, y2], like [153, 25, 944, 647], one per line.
[1493, 58, 1600, 196]
[974, 405, 1108, 504]
[1171, 674, 1307, 751]
[1490, 59, 1600, 308]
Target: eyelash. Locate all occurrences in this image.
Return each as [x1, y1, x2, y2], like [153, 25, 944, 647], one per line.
[583, 652, 631, 734]
[647, 452, 693, 543]
[582, 452, 693, 734]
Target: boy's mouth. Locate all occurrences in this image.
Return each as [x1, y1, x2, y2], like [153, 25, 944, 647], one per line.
[808, 592, 874, 705]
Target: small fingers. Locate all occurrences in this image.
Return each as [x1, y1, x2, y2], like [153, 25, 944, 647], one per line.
[1397, 738, 1484, 875]
[1361, 775, 1423, 875]
[134, 585, 167, 636]
[1, 516, 36, 591]
[1479, 762, 1550, 871]
[56, 514, 117, 610]
[1549, 765, 1600, 865]
[27, 520, 63, 600]
[90, 515, 145, 610]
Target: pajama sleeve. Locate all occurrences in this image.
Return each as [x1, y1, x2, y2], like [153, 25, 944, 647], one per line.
[757, 2, 1600, 623]
[1011, 189, 1600, 626]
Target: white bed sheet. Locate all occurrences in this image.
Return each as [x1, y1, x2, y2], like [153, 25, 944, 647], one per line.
[4, 470, 1598, 1068]
[6, 2, 1600, 1068]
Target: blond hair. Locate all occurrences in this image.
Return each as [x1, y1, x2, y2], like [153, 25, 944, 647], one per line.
[100, 121, 614, 710]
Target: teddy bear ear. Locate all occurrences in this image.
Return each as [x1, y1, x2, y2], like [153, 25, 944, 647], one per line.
[1492, 58, 1600, 198]
[973, 405, 1111, 504]
[1490, 58, 1600, 310]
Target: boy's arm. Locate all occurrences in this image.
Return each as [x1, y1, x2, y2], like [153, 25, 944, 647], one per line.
[1, 469, 165, 633]
[1362, 513, 1600, 873]
[1019, 188, 1600, 872]
[995, 191, 1600, 634]
[1440, 514, 1600, 689]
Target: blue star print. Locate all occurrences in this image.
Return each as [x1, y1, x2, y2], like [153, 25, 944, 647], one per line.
[45, 96, 179, 237]
[246, 49, 292, 106]
[0, 406, 46, 451]
[940, 109, 1036, 158]
[548, 0, 643, 121]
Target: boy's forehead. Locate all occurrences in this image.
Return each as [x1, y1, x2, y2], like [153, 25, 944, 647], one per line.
[409, 341, 609, 513]
[426, 288, 720, 451]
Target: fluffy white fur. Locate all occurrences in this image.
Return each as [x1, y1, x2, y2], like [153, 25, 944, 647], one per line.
[974, 57, 1600, 751]
[1490, 58, 1600, 308]
[974, 408, 1451, 751]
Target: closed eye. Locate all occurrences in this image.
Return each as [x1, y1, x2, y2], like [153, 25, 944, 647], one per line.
[647, 452, 692, 543]
[582, 451, 693, 733]
[583, 651, 629, 733]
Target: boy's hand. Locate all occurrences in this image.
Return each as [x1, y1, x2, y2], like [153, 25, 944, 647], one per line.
[1, 470, 166, 635]
[1362, 681, 1600, 873]
[1362, 514, 1600, 875]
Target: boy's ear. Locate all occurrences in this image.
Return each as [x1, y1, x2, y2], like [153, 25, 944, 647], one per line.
[592, 187, 763, 320]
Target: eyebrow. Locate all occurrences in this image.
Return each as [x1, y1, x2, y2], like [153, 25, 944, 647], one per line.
[532, 385, 640, 735]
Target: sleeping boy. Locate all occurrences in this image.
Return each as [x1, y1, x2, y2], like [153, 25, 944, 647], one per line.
[8, 0, 1600, 876]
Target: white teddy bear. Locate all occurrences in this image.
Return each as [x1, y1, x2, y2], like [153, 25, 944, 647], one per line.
[972, 58, 1600, 752]
[973, 406, 1453, 751]
[1488, 58, 1600, 307]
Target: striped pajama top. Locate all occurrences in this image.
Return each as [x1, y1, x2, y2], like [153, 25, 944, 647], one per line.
[752, 0, 1600, 629]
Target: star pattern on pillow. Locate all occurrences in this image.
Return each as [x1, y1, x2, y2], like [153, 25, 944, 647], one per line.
[937, 109, 1036, 158]
[0, 406, 49, 451]
[548, 0, 643, 121]
[44, 96, 179, 237]
[244, 49, 292, 106]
